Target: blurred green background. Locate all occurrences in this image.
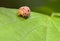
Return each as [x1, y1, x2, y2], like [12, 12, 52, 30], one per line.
[0, 0, 60, 15]
[0, 0, 48, 8]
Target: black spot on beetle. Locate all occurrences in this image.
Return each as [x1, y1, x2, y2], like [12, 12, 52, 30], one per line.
[25, 13, 26, 14]
[23, 8, 24, 9]
[28, 10, 29, 12]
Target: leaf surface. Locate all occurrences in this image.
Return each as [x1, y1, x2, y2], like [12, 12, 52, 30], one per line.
[0, 7, 60, 41]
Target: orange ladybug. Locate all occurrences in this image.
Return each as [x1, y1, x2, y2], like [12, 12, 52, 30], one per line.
[18, 6, 30, 17]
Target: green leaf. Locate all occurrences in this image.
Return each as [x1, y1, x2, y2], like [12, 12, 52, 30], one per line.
[0, 7, 60, 41]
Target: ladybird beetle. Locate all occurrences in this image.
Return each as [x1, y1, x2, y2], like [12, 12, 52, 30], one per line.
[18, 6, 30, 17]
